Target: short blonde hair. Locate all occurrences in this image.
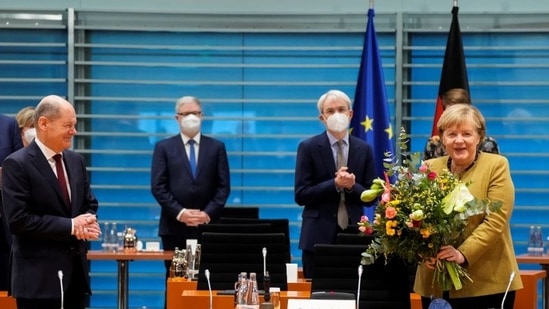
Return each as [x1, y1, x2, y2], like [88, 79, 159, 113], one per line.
[15, 106, 35, 129]
[437, 104, 486, 141]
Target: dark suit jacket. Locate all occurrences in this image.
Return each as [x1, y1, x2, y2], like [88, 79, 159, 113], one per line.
[1, 142, 98, 298]
[151, 134, 230, 238]
[0, 114, 23, 165]
[295, 132, 376, 252]
[0, 114, 23, 291]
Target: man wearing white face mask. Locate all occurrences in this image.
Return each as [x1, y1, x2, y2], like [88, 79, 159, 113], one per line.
[151, 96, 230, 282]
[294, 89, 376, 278]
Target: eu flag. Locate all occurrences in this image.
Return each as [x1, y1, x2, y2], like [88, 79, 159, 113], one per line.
[350, 8, 395, 219]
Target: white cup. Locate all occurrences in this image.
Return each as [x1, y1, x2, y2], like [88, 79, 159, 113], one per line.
[286, 263, 298, 283]
[146, 241, 160, 251]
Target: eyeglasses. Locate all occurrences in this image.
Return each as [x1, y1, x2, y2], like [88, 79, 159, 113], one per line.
[177, 111, 202, 117]
[323, 107, 349, 116]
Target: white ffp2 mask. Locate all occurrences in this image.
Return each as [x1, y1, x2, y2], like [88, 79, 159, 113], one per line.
[326, 113, 350, 133]
[180, 114, 201, 134]
[24, 128, 36, 144]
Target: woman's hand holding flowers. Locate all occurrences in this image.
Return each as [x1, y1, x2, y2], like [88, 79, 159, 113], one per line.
[438, 245, 465, 265]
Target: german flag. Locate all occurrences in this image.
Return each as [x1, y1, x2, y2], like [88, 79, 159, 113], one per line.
[431, 5, 469, 136]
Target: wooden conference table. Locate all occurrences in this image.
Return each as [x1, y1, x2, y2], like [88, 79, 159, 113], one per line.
[87, 250, 173, 309]
[180, 290, 310, 309]
[167, 277, 311, 309]
[516, 253, 549, 309]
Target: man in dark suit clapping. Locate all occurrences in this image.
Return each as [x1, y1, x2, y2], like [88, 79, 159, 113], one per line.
[1, 95, 101, 309]
[294, 90, 376, 278]
[151, 96, 230, 278]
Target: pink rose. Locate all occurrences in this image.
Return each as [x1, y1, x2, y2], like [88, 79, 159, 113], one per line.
[419, 164, 428, 173]
[381, 192, 391, 203]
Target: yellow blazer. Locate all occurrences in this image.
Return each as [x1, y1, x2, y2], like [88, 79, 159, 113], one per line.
[414, 152, 523, 298]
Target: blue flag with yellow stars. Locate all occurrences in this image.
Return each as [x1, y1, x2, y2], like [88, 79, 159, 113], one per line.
[350, 8, 395, 219]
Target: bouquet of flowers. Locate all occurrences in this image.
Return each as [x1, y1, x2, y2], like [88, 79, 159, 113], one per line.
[358, 128, 501, 291]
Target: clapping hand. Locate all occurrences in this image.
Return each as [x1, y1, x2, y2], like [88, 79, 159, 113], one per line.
[335, 166, 355, 190]
[74, 213, 101, 240]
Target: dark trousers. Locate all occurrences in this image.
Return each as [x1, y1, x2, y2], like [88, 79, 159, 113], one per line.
[301, 250, 314, 279]
[16, 254, 88, 309]
[421, 291, 516, 309]
[0, 192, 11, 291]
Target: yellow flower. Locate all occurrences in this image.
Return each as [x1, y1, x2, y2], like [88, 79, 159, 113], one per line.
[385, 220, 397, 236]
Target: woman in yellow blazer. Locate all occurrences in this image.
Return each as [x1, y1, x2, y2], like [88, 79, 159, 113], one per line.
[414, 104, 523, 309]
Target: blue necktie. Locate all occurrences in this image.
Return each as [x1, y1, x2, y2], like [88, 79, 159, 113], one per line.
[188, 139, 197, 178]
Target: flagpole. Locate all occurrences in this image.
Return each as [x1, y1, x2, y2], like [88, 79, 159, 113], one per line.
[369, 0, 374, 9]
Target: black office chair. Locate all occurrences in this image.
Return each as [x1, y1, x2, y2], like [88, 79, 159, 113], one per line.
[218, 218, 291, 263]
[197, 223, 272, 243]
[311, 244, 411, 309]
[220, 206, 260, 219]
[336, 233, 375, 246]
[197, 232, 288, 291]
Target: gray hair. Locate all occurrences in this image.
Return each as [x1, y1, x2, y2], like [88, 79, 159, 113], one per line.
[175, 96, 201, 113]
[316, 90, 352, 114]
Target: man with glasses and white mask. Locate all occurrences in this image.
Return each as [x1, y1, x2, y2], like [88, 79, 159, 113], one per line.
[294, 89, 376, 278]
[151, 96, 230, 281]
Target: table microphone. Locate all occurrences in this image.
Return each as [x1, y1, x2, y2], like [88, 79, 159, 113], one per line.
[58, 270, 64, 309]
[262, 247, 267, 276]
[356, 265, 363, 309]
[205, 269, 213, 309]
[500, 271, 516, 309]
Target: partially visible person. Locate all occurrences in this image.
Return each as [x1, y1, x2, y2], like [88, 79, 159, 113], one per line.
[294, 89, 376, 278]
[0, 113, 24, 291]
[424, 88, 499, 159]
[1, 95, 101, 309]
[15, 106, 36, 147]
[416, 104, 522, 309]
[151, 96, 230, 280]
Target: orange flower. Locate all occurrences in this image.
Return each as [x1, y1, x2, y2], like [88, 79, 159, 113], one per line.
[420, 227, 432, 238]
[385, 206, 397, 219]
